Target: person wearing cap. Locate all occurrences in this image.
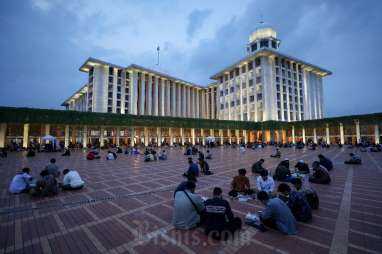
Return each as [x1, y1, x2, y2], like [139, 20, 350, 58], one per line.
[204, 187, 242, 240]
[256, 170, 275, 194]
[294, 160, 310, 174]
[344, 153, 362, 164]
[318, 154, 333, 170]
[173, 181, 205, 229]
[309, 161, 331, 184]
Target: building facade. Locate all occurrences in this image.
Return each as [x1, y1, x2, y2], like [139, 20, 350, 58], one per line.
[63, 26, 330, 123]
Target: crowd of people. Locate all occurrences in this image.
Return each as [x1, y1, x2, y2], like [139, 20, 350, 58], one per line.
[9, 158, 85, 196]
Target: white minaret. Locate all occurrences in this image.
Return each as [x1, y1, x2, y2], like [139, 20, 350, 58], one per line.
[247, 22, 281, 54]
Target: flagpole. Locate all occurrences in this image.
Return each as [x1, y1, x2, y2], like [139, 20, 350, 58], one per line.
[157, 45, 160, 66]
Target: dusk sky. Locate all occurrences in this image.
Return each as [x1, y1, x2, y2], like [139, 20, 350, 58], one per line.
[0, 0, 381, 117]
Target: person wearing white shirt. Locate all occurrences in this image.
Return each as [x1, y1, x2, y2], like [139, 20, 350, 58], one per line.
[62, 169, 84, 190]
[256, 170, 275, 194]
[9, 168, 32, 194]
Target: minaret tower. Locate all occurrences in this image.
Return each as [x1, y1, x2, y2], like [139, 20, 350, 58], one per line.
[247, 20, 280, 54]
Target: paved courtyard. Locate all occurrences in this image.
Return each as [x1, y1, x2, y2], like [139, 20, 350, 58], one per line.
[0, 146, 381, 254]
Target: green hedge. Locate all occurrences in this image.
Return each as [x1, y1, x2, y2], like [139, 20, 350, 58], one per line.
[0, 106, 381, 131]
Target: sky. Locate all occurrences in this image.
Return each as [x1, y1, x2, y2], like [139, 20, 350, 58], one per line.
[0, 0, 381, 117]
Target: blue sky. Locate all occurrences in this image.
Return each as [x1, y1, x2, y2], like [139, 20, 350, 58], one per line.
[0, 0, 381, 117]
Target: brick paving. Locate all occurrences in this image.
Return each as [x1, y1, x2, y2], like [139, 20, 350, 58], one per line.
[0, 146, 381, 254]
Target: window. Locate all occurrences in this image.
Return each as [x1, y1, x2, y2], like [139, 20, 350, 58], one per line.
[220, 104, 224, 110]
[282, 78, 286, 84]
[108, 76, 113, 83]
[288, 72, 291, 78]
[275, 68, 279, 75]
[230, 101, 234, 107]
[283, 94, 287, 101]
[276, 84, 280, 92]
[117, 69, 122, 77]
[242, 82, 246, 88]
[107, 107, 112, 113]
[125, 88, 129, 94]
[89, 67, 94, 76]
[243, 97, 247, 104]
[284, 111, 288, 120]
[278, 111, 281, 120]
[241, 65, 246, 73]
[236, 99, 240, 105]
[301, 105, 304, 111]
[117, 86, 121, 92]
[292, 63, 297, 71]
[108, 99, 112, 106]
[125, 102, 129, 108]
[248, 61, 253, 70]
[251, 43, 257, 52]
[109, 67, 113, 75]
[225, 89, 228, 95]
[282, 70, 285, 77]
[301, 113, 304, 120]
[271, 40, 277, 49]
[235, 68, 240, 76]
[219, 76, 223, 83]
[281, 59, 285, 67]
[275, 57, 279, 66]
[220, 91, 224, 96]
[225, 102, 229, 108]
[117, 79, 121, 85]
[277, 93, 280, 100]
[108, 92, 113, 98]
[286, 61, 290, 69]
[260, 40, 269, 48]
[276, 77, 280, 83]
[230, 70, 234, 79]
[277, 101, 281, 108]
[126, 72, 130, 79]
[89, 76, 93, 83]
[116, 108, 121, 114]
[256, 76, 261, 84]
[117, 94, 121, 99]
[117, 101, 121, 106]
[288, 87, 292, 93]
[230, 87, 234, 93]
[125, 95, 129, 100]
[248, 79, 253, 87]
[255, 58, 261, 67]
[284, 102, 287, 108]
[257, 93, 262, 100]
[300, 97, 303, 103]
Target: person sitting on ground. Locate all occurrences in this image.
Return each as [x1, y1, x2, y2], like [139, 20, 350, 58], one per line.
[0, 148, 7, 158]
[318, 154, 333, 171]
[158, 150, 167, 160]
[87, 150, 100, 160]
[184, 146, 192, 156]
[62, 169, 85, 190]
[344, 153, 362, 164]
[291, 178, 319, 210]
[206, 150, 212, 159]
[184, 157, 200, 178]
[116, 147, 123, 153]
[61, 148, 71, 156]
[9, 168, 33, 194]
[106, 150, 117, 160]
[45, 158, 60, 177]
[204, 187, 242, 240]
[26, 148, 36, 157]
[277, 183, 312, 222]
[35, 169, 59, 196]
[173, 181, 205, 229]
[199, 158, 213, 175]
[309, 161, 331, 184]
[174, 176, 197, 197]
[198, 151, 205, 161]
[256, 170, 275, 194]
[369, 145, 381, 152]
[229, 168, 254, 197]
[251, 158, 266, 174]
[239, 145, 246, 153]
[144, 149, 154, 162]
[273, 159, 294, 182]
[294, 160, 310, 174]
[270, 148, 281, 158]
[257, 191, 297, 235]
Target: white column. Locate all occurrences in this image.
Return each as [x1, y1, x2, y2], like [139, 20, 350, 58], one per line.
[243, 130, 248, 144]
[191, 128, 195, 145]
[374, 124, 379, 144]
[144, 127, 149, 146]
[172, 82, 176, 117]
[0, 123, 6, 148]
[302, 127, 306, 143]
[313, 128, 317, 144]
[147, 75, 152, 115]
[153, 76, 159, 116]
[64, 125, 70, 148]
[235, 129, 240, 144]
[228, 129, 232, 144]
[100, 127, 105, 147]
[23, 123, 29, 148]
[201, 129, 205, 145]
[157, 127, 162, 145]
[182, 85, 187, 117]
[177, 83, 181, 117]
[83, 126, 88, 148]
[326, 124, 330, 144]
[196, 89, 200, 118]
[340, 123, 345, 145]
[116, 127, 120, 146]
[45, 124, 50, 136]
[140, 74, 146, 115]
[160, 79, 165, 116]
[180, 128, 185, 145]
[292, 126, 296, 144]
[130, 128, 135, 147]
[169, 127, 174, 146]
[166, 80, 171, 116]
[130, 71, 138, 114]
[355, 121, 361, 144]
[219, 129, 223, 145]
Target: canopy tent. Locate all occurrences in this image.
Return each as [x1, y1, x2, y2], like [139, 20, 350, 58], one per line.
[206, 136, 215, 143]
[41, 135, 56, 142]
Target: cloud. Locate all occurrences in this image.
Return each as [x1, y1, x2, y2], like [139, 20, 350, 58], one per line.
[186, 9, 212, 40]
[30, 0, 58, 12]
